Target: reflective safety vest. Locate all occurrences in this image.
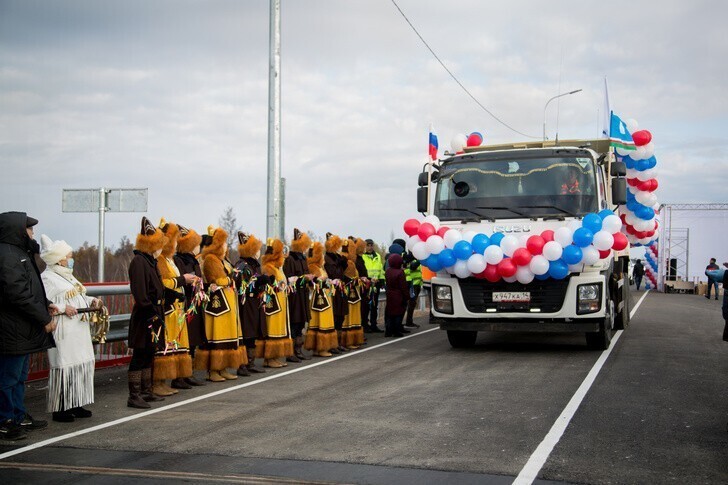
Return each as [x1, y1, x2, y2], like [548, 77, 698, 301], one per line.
[362, 252, 384, 280]
[405, 262, 423, 287]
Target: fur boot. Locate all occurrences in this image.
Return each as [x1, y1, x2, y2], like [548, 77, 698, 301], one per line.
[127, 371, 151, 409]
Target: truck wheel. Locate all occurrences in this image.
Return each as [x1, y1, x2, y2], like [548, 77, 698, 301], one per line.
[614, 279, 630, 330]
[447, 330, 477, 348]
[586, 300, 613, 350]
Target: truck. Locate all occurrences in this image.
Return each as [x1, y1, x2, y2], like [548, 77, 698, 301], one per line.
[417, 138, 631, 350]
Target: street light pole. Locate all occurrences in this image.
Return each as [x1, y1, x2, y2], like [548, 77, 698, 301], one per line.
[543, 89, 582, 141]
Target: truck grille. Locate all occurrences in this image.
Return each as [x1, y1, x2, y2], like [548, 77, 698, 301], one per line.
[458, 277, 570, 313]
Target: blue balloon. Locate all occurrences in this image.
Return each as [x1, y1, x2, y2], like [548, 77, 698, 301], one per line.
[573, 227, 594, 247]
[471, 233, 490, 254]
[453, 240, 473, 260]
[598, 209, 615, 220]
[548, 259, 569, 280]
[490, 232, 505, 247]
[582, 213, 603, 233]
[623, 156, 636, 170]
[437, 249, 456, 268]
[535, 272, 550, 281]
[637, 205, 653, 220]
[648, 157, 657, 169]
[424, 254, 442, 271]
[562, 244, 583, 265]
[636, 159, 650, 171]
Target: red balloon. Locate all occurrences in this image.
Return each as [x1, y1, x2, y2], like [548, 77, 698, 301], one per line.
[637, 180, 651, 191]
[599, 249, 612, 259]
[474, 269, 488, 279]
[497, 258, 517, 277]
[631, 130, 652, 147]
[541, 230, 555, 242]
[483, 264, 500, 282]
[627, 178, 639, 187]
[403, 218, 420, 237]
[436, 226, 450, 238]
[649, 179, 659, 192]
[620, 214, 627, 224]
[612, 232, 628, 251]
[625, 224, 636, 235]
[417, 222, 436, 241]
[512, 248, 532, 266]
[466, 133, 483, 147]
[526, 235, 546, 255]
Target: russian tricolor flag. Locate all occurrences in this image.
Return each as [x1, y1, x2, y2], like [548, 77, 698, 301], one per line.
[428, 125, 438, 161]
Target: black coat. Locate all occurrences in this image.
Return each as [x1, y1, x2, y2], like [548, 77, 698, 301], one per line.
[0, 212, 54, 355]
[283, 252, 311, 324]
[128, 250, 165, 350]
[174, 252, 206, 349]
[234, 257, 268, 340]
[324, 252, 349, 319]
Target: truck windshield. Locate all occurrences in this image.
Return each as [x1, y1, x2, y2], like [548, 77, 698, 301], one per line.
[435, 156, 598, 220]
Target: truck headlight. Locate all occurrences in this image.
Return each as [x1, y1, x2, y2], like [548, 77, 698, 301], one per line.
[433, 284, 453, 314]
[577, 283, 602, 314]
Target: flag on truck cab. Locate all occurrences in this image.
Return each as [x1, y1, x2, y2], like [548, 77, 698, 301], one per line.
[609, 111, 635, 150]
[428, 125, 438, 160]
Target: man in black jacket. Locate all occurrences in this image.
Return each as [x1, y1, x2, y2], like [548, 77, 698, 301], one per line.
[0, 212, 55, 441]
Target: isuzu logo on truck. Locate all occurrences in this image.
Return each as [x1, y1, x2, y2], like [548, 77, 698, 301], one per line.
[493, 224, 531, 233]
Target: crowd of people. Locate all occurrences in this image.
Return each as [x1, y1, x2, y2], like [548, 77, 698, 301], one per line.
[0, 211, 425, 441]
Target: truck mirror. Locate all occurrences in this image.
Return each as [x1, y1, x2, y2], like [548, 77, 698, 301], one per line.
[418, 172, 429, 187]
[610, 161, 626, 176]
[417, 187, 428, 213]
[611, 178, 627, 205]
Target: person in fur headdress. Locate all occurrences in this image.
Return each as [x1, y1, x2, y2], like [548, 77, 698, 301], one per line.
[127, 217, 168, 409]
[304, 241, 339, 357]
[173, 224, 206, 387]
[282, 228, 312, 362]
[258, 238, 294, 368]
[195, 226, 246, 382]
[152, 219, 197, 396]
[234, 231, 268, 375]
[341, 239, 364, 349]
[324, 233, 349, 353]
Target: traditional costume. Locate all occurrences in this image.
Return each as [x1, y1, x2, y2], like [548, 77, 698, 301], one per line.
[258, 238, 294, 368]
[343, 237, 366, 349]
[127, 217, 167, 409]
[324, 233, 349, 352]
[304, 241, 338, 357]
[195, 226, 245, 382]
[282, 228, 312, 362]
[40, 235, 97, 422]
[234, 231, 268, 375]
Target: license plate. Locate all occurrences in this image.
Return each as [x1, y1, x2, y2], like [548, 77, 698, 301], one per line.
[492, 291, 530, 303]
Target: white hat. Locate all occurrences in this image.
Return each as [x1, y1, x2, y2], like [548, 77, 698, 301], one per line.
[40, 234, 73, 266]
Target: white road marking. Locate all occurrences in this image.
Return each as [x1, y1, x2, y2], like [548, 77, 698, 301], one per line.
[512, 290, 650, 485]
[0, 327, 439, 461]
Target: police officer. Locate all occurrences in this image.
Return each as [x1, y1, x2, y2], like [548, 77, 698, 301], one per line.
[403, 250, 422, 329]
[361, 239, 384, 333]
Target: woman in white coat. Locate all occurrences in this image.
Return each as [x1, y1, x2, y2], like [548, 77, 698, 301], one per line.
[40, 235, 100, 422]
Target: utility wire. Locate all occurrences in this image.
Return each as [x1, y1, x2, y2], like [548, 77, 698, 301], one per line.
[389, 0, 539, 139]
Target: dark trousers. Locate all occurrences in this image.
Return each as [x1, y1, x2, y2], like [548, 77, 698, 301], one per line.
[406, 285, 421, 325]
[707, 279, 719, 299]
[634, 275, 642, 290]
[0, 354, 29, 423]
[385, 314, 404, 335]
[362, 288, 381, 328]
[129, 347, 155, 372]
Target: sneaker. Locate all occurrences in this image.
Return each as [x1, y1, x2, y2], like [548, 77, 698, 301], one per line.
[20, 413, 47, 430]
[0, 420, 27, 441]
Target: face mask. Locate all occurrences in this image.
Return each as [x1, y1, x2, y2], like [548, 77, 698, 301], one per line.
[66, 258, 75, 270]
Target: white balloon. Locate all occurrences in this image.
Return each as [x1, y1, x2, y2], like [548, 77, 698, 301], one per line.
[466, 254, 487, 274]
[652, 202, 660, 211]
[581, 246, 600, 265]
[567, 219, 582, 232]
[518, 234, 530, 248]
[642, 142, 655, 159]
[625, 118, 639, 133]
[593, 230, 614, 251]
[554, 226, 573, 247]
[602, 214, 622, 234]
[451, 134, 467, 153]
[635, 191, 651, 205]
[412, 242, 430, 261]
[632, 146, 647, 161]
[616, 146, 631, 157]
[503, 275, 518, 283]
[462, 230, 478, 244]
[425, 235, 445, 255]
[500, 235, 520, 257]
[626, 168, 638, 179]
[443, 229, 463, 249]
[453, 260, 471, 279]
[529, 255, 549, 275]
[542, 241, 563, 261]
[646, 193, 658, 207]
[422, 215, 440, 230]
[516, 266, 535, 284]
[568, 263, 583, 272]
[636, 170, 652, 181]
[406, 235, 422, 251]
[484, 245, 504, 265]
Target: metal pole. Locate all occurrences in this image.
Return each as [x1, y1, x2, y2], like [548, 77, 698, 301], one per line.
[266, 0, 282, 240]
[543, 89, 582, 141]
[98, 187, 107, 282]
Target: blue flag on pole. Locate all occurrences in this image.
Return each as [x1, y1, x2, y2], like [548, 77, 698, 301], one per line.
[609, 111, 635, 150]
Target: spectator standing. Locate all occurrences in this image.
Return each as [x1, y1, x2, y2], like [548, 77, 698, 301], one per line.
[0, 212, 53, 441]
[722, 263, 728, 341]
[403, 251, 423, 329]
[705, 258, 719, 300]
[384, 253, 408, 338]
[361, 239, 384, 333]
[633, 259, 645, 290]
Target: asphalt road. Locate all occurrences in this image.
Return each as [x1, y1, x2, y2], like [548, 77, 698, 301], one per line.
[1, 290, 726, 484]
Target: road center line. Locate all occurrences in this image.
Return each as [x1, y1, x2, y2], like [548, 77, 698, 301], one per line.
[512, 290, 650, 485]
[0, 327, 439, 461]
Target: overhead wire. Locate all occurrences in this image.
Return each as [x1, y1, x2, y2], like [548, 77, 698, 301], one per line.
[389, 0, 539, 139]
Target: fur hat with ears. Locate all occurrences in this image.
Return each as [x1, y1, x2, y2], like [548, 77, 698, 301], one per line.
[307, 241, 325, 277]
[237, 231, 262, 259]
[39, 234, 73, 266]
[177, 224, 202, 254]
[158, 218, 180, 258]
[201, 225, 228, 259]
[354, 237, 366, 256]
[324, 232, 342, 253]
[261, 238, 284, 275]
[290, 228, 311, 254]
[135, 217, 167, 254]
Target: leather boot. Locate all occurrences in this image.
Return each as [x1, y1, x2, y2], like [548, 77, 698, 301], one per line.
[264, 359, 284, 368]
[219, 369, 238, 380]
[171, 378, 192, 389]
[207, 371, 226, 382]
[246, 348, 265, 373]
[152, 380, 175, 397]
[141, 368, 164, 402]
[237, 364, 251, 377]
[127, 370, 151, 409]
[161, 381, 179, 394]
[295, 336, 311, 360]
[184, 376, 206, 386]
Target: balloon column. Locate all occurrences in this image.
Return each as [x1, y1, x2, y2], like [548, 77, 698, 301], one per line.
[617, 119, 660, 247]
[402, 212, 628, 283]
[451, 131, 484, 154]
[643, 243, 659, 290]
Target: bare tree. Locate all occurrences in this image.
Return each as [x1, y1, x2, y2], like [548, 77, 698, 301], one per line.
[219, 206, 241, 263]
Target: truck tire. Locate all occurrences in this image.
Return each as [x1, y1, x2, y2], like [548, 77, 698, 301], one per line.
[614, 278, 630, 330]
[586, 300, 613, 350]
[447, 330, 477, 348]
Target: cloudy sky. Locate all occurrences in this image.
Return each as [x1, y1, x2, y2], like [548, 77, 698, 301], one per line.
[2, 0, 727, 266]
